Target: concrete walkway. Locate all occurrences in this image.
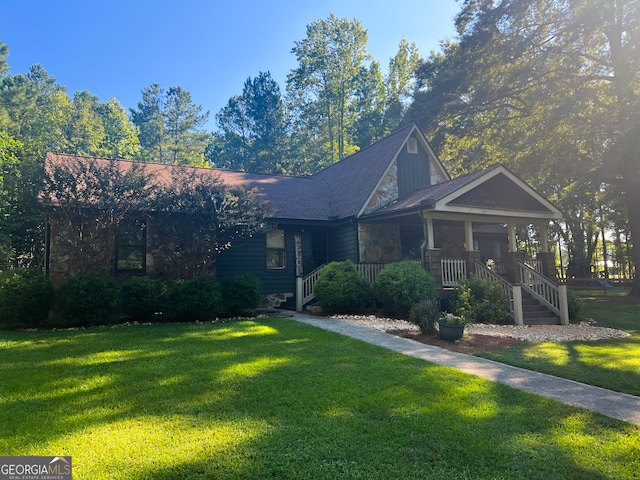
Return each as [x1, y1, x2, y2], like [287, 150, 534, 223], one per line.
[283, 312, 640, 425]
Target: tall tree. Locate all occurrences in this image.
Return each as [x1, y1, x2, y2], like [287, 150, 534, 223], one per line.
[0, 131, 23, 267]
[130, 83, 165, 161]
[64, 90, 105, 156]
[0, 65, 69, 158]
[213, 72, 290, 173]
[97, 98, 140, 159]
[351, 60, 386, 148]
[130, 84, 210, 165]
[385, 39, 420, 131]
[287, 14, 371, 169]
[164, 86, 209, 165]
[409, 0, 640, 292]
[0, 40, 8, 77]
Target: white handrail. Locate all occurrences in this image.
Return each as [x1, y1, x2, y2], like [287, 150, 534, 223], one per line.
[524, 258, 543, 273]
[299, 261, 420, 307]
[301, 264, 325, 306]
[517, 261, 562, 317]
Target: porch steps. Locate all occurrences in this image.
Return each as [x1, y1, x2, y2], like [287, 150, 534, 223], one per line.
[521, 293, 561, 325]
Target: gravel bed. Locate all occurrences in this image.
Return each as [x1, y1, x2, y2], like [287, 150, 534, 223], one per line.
[328, 314, 631, 342]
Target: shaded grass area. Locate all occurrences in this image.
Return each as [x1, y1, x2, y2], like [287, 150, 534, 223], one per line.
[477, 288, 640, 396]
[1, 319, 639, 479]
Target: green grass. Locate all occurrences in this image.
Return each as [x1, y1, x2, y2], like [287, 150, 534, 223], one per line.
[1, 319, 639, 479]
[477, 288, 640, 395]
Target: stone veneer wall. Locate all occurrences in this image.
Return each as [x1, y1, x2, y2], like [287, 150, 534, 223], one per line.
[47, 220, 116, 286]
[48, 214, 219, 285]
[363, 164, 398, 215]
[358, 223, 402, 263]
[47, 222, 80, 285]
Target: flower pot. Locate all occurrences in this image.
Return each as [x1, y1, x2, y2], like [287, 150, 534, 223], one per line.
[438, 321, 465, 341]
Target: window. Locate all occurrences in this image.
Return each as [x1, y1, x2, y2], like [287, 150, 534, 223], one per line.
[407, 137, 418, 154]
[266, 229, 286, 270]
[116, 218, 146, 272]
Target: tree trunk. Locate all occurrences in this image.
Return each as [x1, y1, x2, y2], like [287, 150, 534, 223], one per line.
[626, 185, 640, 295]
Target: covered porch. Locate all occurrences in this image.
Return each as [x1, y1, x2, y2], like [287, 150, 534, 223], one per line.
[298, 165, 569, 325]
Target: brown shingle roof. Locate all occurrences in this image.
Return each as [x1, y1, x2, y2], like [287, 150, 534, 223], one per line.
[45, 123, 418, 222]
[313, 123, 416, 219]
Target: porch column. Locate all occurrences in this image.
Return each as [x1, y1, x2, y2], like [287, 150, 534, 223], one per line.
[540, 223, 549, 252]
[507, 223, 518, 252]
[537, 223, 557, 279]
[465, 221, 474, 251]
[463, 220, 480, 276]
[423, 248, 443, 288]
[503, 223, 522, 283]
[424, 217, 435, 250]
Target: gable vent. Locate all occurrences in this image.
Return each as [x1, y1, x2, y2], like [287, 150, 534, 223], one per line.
[407, 138, 418, 154]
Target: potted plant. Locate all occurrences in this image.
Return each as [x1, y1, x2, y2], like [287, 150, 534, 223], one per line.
[437, 313, 467, 341]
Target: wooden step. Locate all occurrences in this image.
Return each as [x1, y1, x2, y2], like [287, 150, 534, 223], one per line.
[524, 316, 561, 326]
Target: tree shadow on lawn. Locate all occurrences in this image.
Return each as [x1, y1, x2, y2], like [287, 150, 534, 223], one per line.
[0, 319, 636, 479]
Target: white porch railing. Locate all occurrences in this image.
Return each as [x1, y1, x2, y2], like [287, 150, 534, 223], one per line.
[524, 258, 543, 273]
[518, 261, 569, 325]
[355, 263, 388, 284]
[441, 258, 467, 287]
[301, 264, 325, 307]
[298, 261, 418, 309]
[297, 259, 568, 326]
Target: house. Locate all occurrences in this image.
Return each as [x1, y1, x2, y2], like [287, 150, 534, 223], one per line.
[44, 124, 568, 324]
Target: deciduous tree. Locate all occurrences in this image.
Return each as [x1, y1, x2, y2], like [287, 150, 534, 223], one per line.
[287, 14, 370, 168]
[408, 0, 640, 292]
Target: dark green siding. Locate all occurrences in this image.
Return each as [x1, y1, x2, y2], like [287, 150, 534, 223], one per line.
[217, 222, 358, 294]
[216, 227, 297, 295]
[329, 223, 358, 262]
[397, 137, 431, 197]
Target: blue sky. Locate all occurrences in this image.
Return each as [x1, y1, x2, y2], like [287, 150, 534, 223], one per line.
[1, 0, 460, 130]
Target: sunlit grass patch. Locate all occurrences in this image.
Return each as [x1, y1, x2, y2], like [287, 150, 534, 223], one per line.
[478, 288, 640, 395]
[1, 318, 639, 479]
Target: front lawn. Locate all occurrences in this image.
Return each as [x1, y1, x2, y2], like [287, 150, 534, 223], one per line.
[477, 288, 640, 396]
[1, 319, 638, 479]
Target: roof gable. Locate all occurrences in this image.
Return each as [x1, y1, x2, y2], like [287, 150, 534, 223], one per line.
[366, 164, 563, 221]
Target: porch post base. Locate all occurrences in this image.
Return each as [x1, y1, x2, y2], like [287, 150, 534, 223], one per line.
[536, 251, 557, 280]
[423, 248, 443, 288]
[462, 250, 481, 278]
[504, 250, 526, 283]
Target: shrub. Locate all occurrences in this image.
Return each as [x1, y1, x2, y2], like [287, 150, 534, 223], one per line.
[313, 261, 372, 314]
[451, 275, 509, 324]
[120, 277, 168, 322]
[567, 289, 582, 319]
[409, 299, 440, 334]
[0, 269, 55, 329]
[55, 274, 120, 327]
[167, 276, 221, 322]
[221, 274, 262, 317]
[373, 261, 438, 318]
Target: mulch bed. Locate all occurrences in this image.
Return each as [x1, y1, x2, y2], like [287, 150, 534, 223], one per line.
[387, 330, 523, 355]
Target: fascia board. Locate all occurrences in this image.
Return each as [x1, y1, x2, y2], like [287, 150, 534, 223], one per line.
[436, 165, 563, 218]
